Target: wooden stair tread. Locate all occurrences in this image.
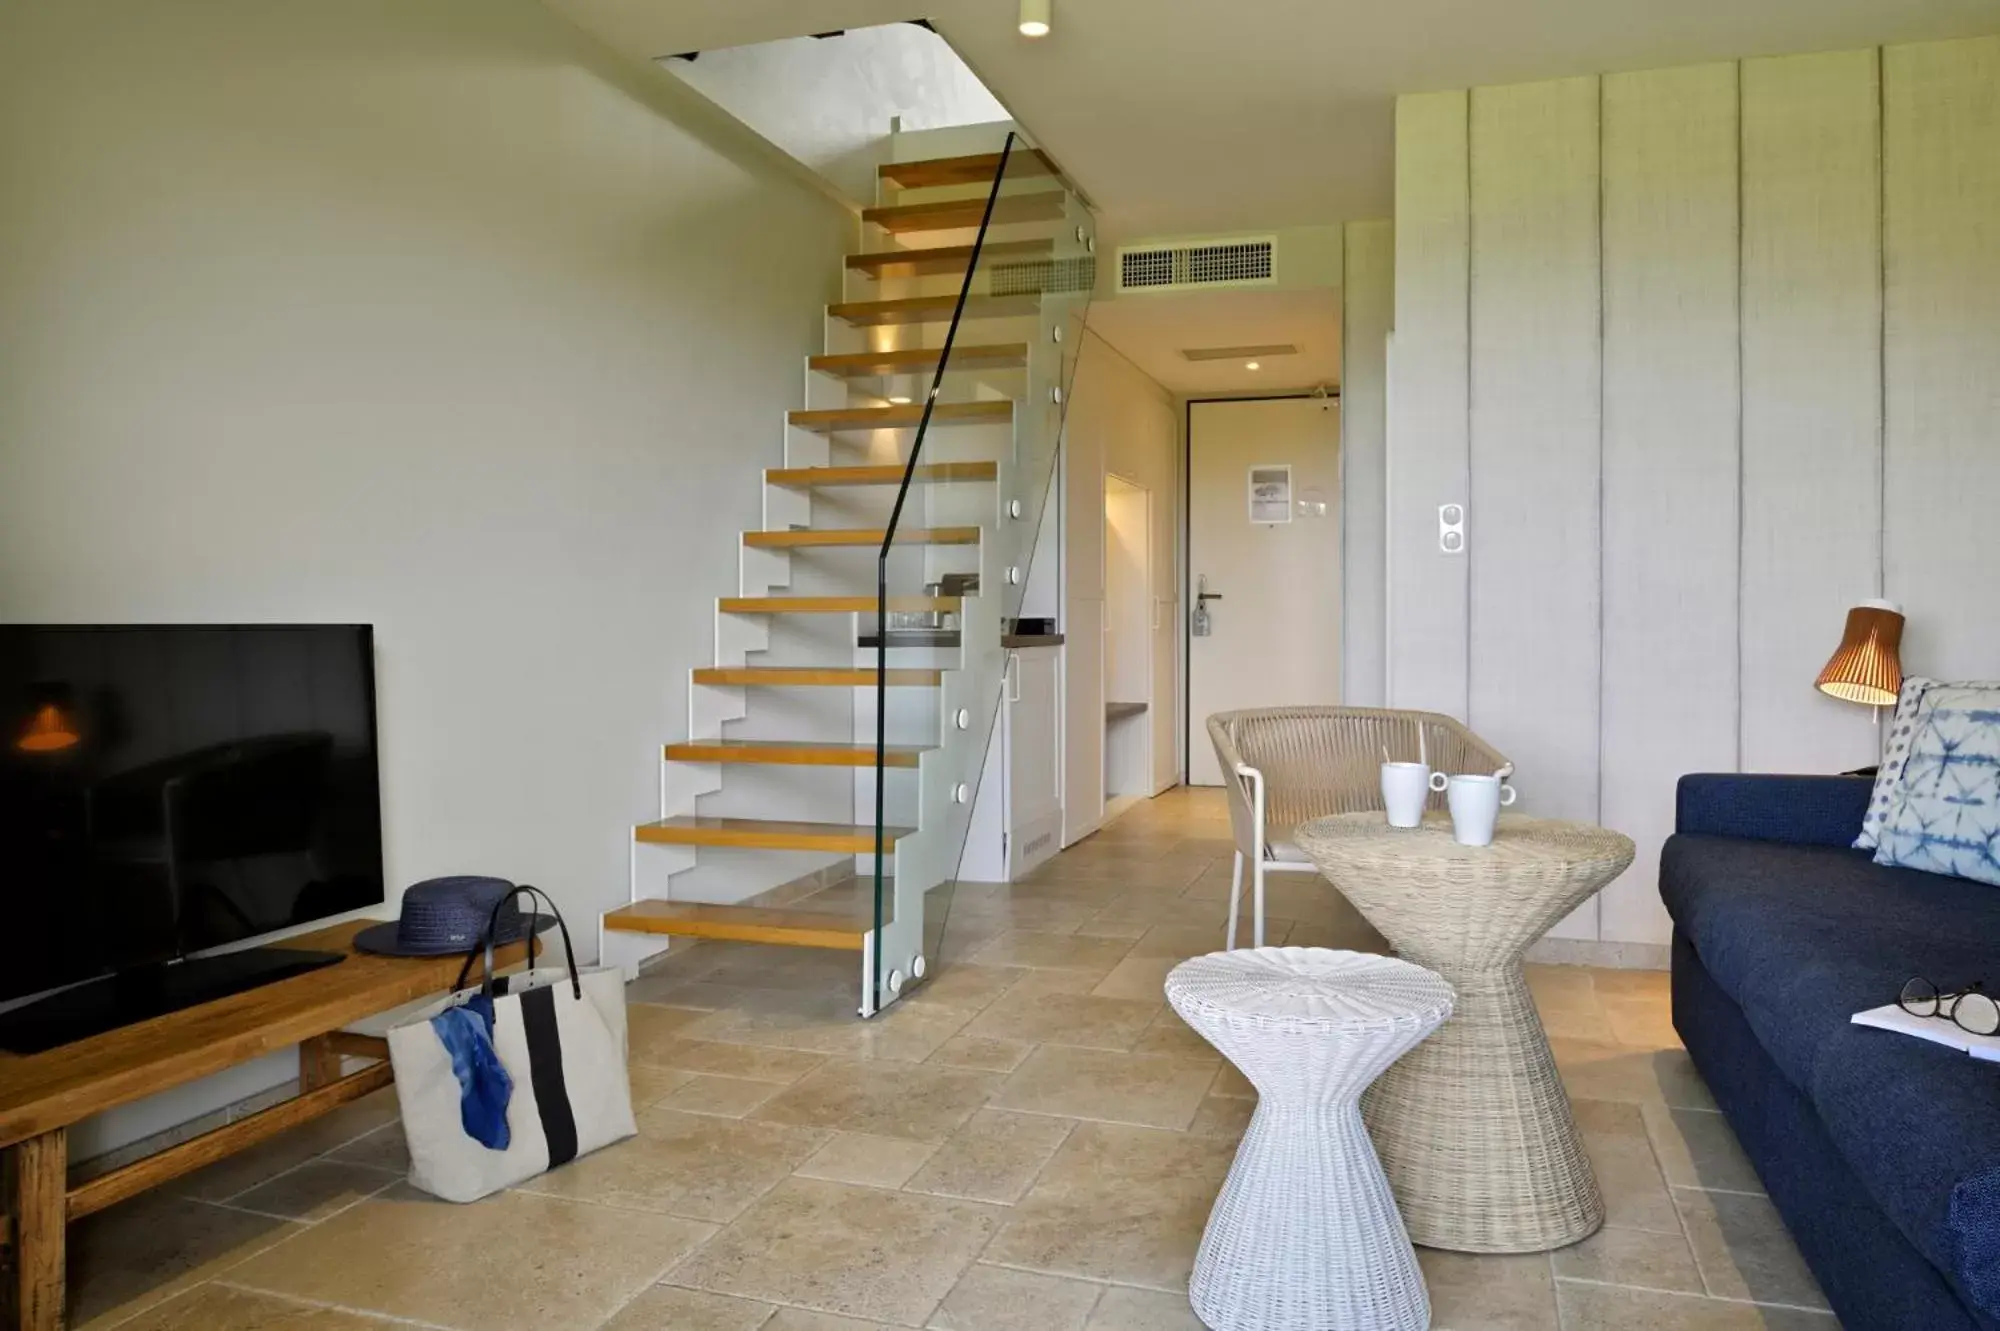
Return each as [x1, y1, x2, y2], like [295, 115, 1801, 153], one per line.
[604, 900, 885, 950]
[743, 527, 979, 549]
[767, 462, 997, 489]
[878, 149, 1055, 189]
[693, 667, 941, 687]
[863, 191, 1066, 234]
[810, 344, 1028, 376]
[665, 739, 926, 768]
[788, 400, 1011, 432]
[845, 240, 1052, 277]
[830, 294, 1042, 327]
[634, 816, 914, 854]
[719, 596, 961, 614]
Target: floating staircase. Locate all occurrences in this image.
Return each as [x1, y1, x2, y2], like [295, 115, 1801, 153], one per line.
[741, 526, 980, 550]
[766, 463, 997, 489]
[860, 190, 1068, 234]
[807, 345, 1028, 376]
[828, 293, 1044, 327]
[716, 596, 962, 614]
[662, 740, 928, 768]
[600, 134, 1095, 1013]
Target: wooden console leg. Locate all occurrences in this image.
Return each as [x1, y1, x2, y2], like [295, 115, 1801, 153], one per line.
[299, 1034, 341, 1092]
[7, 1128, 66, 1331]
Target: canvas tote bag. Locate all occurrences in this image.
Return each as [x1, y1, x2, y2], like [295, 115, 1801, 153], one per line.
[386, 886, 637, 1202]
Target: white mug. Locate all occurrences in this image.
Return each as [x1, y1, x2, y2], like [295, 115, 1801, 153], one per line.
[1381, 762, 1432, 828]
[1428, 771, 1518, 846]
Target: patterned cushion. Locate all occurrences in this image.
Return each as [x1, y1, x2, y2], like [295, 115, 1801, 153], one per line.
[1857, 676, 1942, 850]
[1874, 684, 2000, 886]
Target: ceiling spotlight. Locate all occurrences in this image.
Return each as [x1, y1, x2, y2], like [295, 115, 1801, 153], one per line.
[1245, 361, 1261, 371]
[1019, 0, 1051, 38]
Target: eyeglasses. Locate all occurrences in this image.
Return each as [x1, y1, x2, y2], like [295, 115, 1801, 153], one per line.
[1899, 977, 2000, 1038]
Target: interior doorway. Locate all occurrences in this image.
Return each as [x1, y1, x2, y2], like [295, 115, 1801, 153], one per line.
[1103, 474, 1153, 817]
[1186, 395, 1343, 785]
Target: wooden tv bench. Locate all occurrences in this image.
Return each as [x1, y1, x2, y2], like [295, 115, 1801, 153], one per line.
[0, 920, 528, 1330]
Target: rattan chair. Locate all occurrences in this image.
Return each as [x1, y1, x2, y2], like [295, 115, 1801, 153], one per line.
[1206, 707, 1510, 947]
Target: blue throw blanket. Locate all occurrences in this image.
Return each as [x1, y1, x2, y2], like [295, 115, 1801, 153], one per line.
[429, 994, 512, 1150]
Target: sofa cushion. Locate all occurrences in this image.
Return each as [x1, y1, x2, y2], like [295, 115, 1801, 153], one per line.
[1811, 1019, 2000, 1322]
[1663, 834, 2000, 1316]
[1950, 1166, 2000, 1322]
[1661, 834, 2000, 1091]
[1677, 773, 1872, 850]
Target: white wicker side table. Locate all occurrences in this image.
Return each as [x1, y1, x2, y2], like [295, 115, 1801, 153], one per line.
[1166, 948, 1455, 1331]
[1294, 813, 1636, 1254]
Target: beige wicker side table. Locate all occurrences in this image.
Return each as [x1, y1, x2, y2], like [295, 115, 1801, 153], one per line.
[1293, 813, 1636, 1253]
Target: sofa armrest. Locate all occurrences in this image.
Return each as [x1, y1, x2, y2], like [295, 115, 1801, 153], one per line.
[1674, 774, 1872, 849]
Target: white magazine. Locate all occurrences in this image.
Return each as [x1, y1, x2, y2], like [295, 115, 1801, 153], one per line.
[1850, 1003, 2000, 1063]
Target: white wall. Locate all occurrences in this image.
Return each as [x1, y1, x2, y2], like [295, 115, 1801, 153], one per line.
[665, 24, 1009, 206]
[1386, 92, 1473, 720]
[1062, 329, 1180, 841]
[0, 0, 850, 1150]
[1385, 34, 2000, 951]
[1341, 220, 1394, 708]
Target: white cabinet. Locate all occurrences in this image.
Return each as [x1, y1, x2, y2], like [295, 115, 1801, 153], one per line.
[959, 645, 1064, 882]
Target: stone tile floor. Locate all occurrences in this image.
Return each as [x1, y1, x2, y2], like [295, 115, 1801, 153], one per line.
[64, 789, 1836, 1329]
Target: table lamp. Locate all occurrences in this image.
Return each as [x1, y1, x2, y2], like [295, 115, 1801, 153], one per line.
[15, 682, 81, 753]
[1815, 600, 1904, 709]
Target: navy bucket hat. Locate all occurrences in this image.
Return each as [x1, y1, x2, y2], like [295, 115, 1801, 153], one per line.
[351, 876, 554, 956]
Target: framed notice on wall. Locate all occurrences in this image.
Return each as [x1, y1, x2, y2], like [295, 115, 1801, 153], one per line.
[1248, 465, 1292, 524]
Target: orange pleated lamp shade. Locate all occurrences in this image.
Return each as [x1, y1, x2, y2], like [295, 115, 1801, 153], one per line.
[14, 683, 81, 753]
[17, 704, 80, 752]
[1815, 601, 1905, 707]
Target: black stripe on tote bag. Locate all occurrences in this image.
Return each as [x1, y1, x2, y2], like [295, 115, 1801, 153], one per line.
[519, 984, 579, 1167]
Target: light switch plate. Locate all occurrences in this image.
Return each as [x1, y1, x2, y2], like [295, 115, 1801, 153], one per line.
[1439, 503, 1466, 554]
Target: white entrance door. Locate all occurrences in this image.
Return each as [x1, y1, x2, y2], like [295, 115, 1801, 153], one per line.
[1187, 397, 1342, 786]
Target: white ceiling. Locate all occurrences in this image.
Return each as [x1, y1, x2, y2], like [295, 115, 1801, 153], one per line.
[1086, 288, 1341, 397]
[548, 0, 2000, 237]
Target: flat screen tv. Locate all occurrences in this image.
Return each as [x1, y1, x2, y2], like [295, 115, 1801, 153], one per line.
[0, 624, 384, 1051]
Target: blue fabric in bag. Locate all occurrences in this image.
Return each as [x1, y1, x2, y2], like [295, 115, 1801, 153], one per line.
[429, 993, 512, 1150]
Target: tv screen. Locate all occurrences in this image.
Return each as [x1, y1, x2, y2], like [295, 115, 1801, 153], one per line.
[0, 625, 384, 1008]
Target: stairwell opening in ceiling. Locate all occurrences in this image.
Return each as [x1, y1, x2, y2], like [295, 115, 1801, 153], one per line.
[661, 21, 1012, 209]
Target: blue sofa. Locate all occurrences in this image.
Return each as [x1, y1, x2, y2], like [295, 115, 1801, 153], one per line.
[1663, 774, 2000, 1331]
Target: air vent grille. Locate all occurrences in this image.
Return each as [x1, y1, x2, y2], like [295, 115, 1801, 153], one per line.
[1121, 248, 1176, 290]
[1118, 237, 1276, 292]
[991, 255, 1098, 297]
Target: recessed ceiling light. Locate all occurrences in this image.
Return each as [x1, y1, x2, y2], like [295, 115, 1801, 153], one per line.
[1019, 0, 1051, 38]
[887, 395, 913, 405]
[1245, 361, 1261, 371]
